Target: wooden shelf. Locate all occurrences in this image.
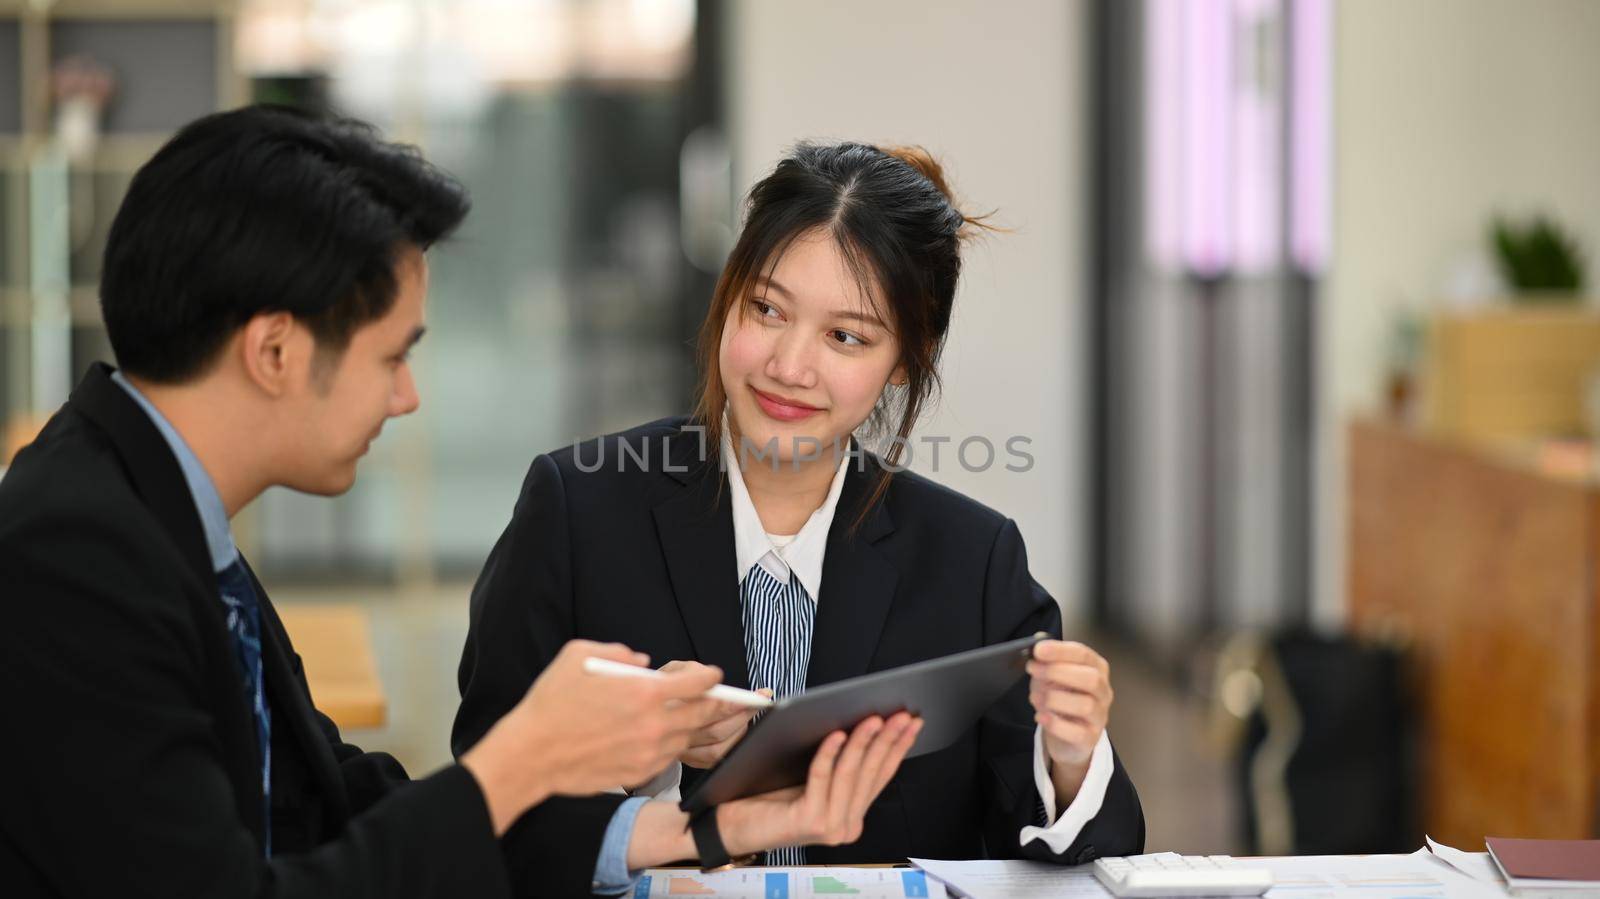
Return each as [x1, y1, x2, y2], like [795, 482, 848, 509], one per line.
[0, 1, 236, 18]
[67, 285, 102, 326]
[1, 2, 243, 421]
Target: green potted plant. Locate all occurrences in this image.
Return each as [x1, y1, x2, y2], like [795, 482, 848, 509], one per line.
[1493, 215, 1587, 302]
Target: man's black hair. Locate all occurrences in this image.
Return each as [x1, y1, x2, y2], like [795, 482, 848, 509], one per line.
[101, 104, 470, 382]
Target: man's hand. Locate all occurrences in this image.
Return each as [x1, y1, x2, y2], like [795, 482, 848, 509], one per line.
[657, 660, 770, 771]
[462, 639, 725, 834]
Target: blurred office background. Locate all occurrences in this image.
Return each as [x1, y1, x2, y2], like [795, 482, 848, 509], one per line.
[4, 0, 1599, 854]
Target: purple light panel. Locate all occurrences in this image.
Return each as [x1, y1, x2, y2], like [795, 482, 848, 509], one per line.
[1143, 0, 1329, 276]
[1182, 0, 1234, 277]
[1291, 0, 1331, 273]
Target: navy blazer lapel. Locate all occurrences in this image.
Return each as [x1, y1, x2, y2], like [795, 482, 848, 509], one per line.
[651, 426, 752, 690]
[68, 363, 269, 841]
[244, 560, 353, 825]
[806, 455, 898, 688]
[70, 363, 218, 594]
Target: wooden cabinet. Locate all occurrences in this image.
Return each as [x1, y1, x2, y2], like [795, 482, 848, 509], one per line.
[1348, 419, 1600, 843]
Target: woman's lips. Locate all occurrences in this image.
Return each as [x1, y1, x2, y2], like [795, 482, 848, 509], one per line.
[752, 387, 821, 422]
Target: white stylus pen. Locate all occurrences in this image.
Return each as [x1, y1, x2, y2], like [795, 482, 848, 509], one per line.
[582, 657, 775, 709]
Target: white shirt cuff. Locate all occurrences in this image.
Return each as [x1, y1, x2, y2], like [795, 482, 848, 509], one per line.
[621, 761, 683, 802]
[1019, 727, 1113, 855]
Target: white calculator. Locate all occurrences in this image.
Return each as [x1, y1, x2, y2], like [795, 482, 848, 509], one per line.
[1092, 853, 1274, 897]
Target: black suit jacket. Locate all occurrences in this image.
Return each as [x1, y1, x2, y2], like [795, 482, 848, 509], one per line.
[0, 364, 620, 898]
[454, 418, 1144, 866]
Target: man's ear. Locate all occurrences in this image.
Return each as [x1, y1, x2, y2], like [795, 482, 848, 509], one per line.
[239, 311, 302, 397]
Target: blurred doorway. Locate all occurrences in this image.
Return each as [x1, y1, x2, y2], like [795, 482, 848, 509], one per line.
[233, 0, 730, 585]
[1088, 0, 1331, 644]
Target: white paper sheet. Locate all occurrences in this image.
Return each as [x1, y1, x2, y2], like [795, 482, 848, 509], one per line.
[910, 853, 1509, 899]
[633, 866, 947, 898]
[1426, 836, 1507, 887]
[1256, 852, 1506, 899]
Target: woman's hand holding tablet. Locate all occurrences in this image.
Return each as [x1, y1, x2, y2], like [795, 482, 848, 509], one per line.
[623, 712, 924, 870]
[718, 712, 924, 852]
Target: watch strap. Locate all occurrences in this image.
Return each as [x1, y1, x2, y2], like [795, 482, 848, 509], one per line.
[689, 807, 758, 873]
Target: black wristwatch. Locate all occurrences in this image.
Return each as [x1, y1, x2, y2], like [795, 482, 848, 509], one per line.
[688, 806, 758, 873]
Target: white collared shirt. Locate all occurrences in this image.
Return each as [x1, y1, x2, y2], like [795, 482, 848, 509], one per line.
[723, 428, 851, 600]
[631, 428, 1114, 855]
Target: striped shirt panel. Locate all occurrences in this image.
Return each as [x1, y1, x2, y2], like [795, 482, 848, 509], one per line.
[741, 562, 816, 867]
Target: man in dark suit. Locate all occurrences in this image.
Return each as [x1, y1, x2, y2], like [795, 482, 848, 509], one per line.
[0, 105, 738, 898]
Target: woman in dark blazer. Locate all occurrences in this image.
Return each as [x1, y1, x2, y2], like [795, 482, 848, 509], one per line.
[453, 142, 1144, 869]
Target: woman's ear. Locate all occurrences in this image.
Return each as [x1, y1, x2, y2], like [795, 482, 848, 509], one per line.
[239, 311, 300, 397]
[889, 364, 909, 387]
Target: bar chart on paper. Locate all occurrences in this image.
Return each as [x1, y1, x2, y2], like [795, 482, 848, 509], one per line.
[634, 868, 947, 899]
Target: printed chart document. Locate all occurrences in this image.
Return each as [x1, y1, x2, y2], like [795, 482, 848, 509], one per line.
[633, 867, 946, 898]
[911, 852, 1508, 899]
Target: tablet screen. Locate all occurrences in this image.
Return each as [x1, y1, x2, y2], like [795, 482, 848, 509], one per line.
[680, 632, 1045, 813]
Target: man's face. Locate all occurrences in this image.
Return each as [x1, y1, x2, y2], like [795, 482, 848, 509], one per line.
[277, 246, 427, 496]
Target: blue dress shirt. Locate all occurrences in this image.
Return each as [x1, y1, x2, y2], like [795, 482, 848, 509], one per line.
[592, 796, 649, 894]
[111, 371, 237, 570]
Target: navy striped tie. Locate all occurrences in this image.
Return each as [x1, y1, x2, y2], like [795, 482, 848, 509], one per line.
[740, 563, 815, 866]
[216, 559, 272, 855]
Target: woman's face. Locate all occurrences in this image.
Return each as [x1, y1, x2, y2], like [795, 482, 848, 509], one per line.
[719, 229, 904, 466]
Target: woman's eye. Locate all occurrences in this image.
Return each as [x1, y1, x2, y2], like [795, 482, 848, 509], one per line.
[829, 329, 866, 347]
[751, 299, 780, 319]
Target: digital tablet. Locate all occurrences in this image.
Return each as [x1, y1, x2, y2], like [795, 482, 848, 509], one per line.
[679, 632, 1047, 814]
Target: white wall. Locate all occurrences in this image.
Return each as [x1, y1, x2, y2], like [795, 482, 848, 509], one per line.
[727, 0, 1090, 621]
[1318, 0, 1600, 624]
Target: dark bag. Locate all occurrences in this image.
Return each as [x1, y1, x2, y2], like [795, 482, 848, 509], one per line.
[1213, 631, 1417, 854]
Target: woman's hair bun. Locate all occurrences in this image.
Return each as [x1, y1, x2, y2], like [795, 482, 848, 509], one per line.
[881, 144, 998, 240]
[882, 145, 955, 203]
